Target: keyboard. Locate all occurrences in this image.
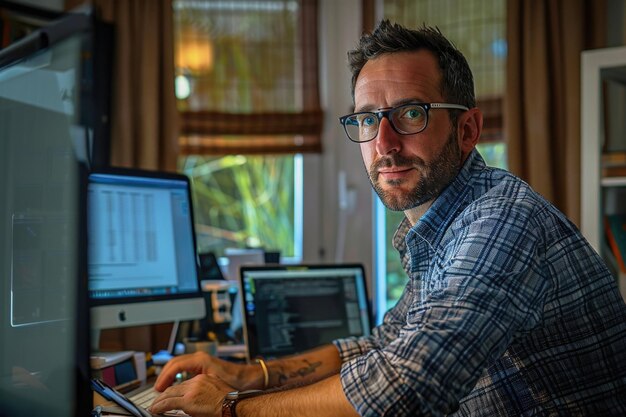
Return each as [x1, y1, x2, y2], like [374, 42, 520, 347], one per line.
[128, 386, 189, 416]
[129, 387, 159, 408]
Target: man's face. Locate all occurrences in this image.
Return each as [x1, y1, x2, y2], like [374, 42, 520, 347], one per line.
[355, 50, 464, 211]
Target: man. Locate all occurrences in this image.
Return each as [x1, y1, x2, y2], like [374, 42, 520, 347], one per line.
[150, 20, 626, 417]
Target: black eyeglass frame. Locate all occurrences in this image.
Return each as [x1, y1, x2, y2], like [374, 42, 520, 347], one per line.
[338, 102, 469, 143]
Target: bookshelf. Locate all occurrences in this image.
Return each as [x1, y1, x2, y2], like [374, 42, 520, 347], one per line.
[581, 46, 626, 301]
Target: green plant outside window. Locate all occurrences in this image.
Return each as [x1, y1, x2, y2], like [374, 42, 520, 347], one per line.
[179, 154, 299, 259]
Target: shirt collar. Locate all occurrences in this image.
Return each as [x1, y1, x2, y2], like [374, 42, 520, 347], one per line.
[392, 216, 413, 273]
[394, 149, 486, 252]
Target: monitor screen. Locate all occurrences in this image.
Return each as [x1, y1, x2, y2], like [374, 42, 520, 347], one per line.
[240, 264, 372, 360]
[88, 169, 206, 337]
[0, 11, 96, 417]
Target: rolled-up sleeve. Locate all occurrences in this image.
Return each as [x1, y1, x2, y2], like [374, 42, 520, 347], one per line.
[334, 278, 414, 361]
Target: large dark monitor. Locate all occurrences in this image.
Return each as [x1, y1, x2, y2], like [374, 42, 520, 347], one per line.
[88, 168, 206, 345]
[0, 9, 110, 417]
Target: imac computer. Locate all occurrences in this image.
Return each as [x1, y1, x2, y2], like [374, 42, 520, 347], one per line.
[88, 168, 206, 347]
[0, 8, 111, 417]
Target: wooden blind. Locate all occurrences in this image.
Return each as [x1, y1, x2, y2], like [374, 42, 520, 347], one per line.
[174, 0, 322, 155]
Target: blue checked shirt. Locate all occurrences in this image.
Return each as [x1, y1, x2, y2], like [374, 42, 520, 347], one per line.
[333, 150, 626, 416]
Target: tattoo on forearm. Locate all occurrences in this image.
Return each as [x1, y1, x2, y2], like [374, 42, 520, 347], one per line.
[276, 360, 322, 385]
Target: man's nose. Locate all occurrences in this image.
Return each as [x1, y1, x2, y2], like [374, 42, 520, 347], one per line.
[375, 117, 401, 155]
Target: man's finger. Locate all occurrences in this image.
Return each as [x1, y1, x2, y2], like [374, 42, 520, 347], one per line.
[149, 391, 184, 414]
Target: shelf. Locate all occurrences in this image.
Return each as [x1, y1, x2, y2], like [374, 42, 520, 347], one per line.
[601, 177, 626, 187]
[581, 46, 626, 252]
[582, 46, 626, 301]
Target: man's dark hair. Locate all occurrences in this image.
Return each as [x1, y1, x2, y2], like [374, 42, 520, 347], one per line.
[348, 20, 476, 114]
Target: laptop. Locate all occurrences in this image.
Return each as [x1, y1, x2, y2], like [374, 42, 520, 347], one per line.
[239, 264, 372, 360]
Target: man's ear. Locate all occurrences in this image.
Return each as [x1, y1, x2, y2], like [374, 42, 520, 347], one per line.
[458, 107, 483, 157]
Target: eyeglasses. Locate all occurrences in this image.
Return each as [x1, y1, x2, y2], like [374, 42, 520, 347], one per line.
[338, 102, 469, 143]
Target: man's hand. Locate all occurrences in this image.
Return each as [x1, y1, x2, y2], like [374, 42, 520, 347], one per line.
[149, 373, 232, 417]
[154, 351, 259, 392]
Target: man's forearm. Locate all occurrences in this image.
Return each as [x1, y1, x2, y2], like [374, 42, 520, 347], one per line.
[237, 374, 359, 417]
[266, 344, 342, 388]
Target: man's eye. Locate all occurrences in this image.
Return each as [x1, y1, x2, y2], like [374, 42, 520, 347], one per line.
[361, 115, 376, 126]
[403, 108, 422, 119]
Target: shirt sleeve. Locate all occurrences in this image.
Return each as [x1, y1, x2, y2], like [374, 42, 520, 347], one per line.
[333, 277, 414, 361]
[338, 205, 552, 417]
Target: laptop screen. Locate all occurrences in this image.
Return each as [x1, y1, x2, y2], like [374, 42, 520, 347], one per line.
[240, 264, 371, 360]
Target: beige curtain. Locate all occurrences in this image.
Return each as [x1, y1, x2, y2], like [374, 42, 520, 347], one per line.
[68, 0, 179, 171]
[505, 0, 605, 226]
[66, 0, 179, 352]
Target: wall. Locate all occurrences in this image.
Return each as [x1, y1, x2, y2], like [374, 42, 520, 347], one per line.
[303, 0, 376, 292]
[15, 0, 64, 11]
[607, 0, 626, 46]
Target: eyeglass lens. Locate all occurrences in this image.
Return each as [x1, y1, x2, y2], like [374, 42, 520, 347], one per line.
[344, 104, 428, 142]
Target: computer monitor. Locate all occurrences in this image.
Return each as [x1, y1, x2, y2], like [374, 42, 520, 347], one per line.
[88, 168, 206, 346]
[0, 9, 108, 417]
[224, 248, 265, 281]
[239, 264, 372, 360]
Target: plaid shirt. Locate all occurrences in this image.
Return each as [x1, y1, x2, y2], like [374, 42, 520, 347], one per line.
[334, 150, 626, 416]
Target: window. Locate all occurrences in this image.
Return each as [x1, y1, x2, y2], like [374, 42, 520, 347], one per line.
[178, 154, 303, 259]
[374, 0, 508, 318]
[173, 0, 320, 260]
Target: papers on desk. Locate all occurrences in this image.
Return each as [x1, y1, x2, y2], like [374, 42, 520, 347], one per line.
[217, 343, 246, 359]
[91, 351, 135, 369]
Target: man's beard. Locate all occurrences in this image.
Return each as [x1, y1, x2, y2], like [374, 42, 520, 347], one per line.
[367, 129, 463, 211]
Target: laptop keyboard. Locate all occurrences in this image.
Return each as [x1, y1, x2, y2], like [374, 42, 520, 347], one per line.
[129, 387, 159, 408]
[129, 387, 189, 416]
